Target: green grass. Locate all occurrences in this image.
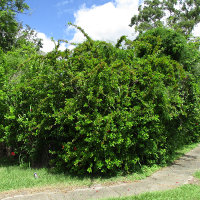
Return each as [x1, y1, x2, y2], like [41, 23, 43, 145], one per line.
[0, 142, 199, 193]
[0, 166, 91, 192]
[0, 162, 161, 192]
[102, 184, 200, 200]
[195, 171, 200, 179]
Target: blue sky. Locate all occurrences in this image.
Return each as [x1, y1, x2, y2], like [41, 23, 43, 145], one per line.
[18, 0, 112, 41]
[17, 0, 200, 52]
[16, 0, 140, 52]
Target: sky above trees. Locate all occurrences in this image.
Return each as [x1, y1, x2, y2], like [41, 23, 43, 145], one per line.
[17, 0, 200, 52]
[17, 0, 139, 52]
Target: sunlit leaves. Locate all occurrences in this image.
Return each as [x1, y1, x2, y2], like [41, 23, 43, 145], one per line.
[1, 27, 199, 175]
[130, 0, 200, 36]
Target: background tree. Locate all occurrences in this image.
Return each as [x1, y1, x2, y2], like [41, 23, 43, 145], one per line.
[130, 0, 200, 35]
[0, 0, 29, 51]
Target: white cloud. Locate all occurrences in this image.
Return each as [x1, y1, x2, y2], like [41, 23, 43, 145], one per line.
[37, 32, 55, 52]
[193, 23, 200, 37]
[36, 32, 67, 53]
[59, 42, 68, 51]
[67, 0, 200, 47]
[68, 0, 139, 44]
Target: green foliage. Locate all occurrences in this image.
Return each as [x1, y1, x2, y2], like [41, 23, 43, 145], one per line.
[130, 0, 200, 36]
[1, 26, 200, 175]
[135, 28, 200, 72]
[0, 0, 29, 51]
[0, 49, 6, 140]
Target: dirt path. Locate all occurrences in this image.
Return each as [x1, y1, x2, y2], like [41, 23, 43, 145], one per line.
[1, 144, 200, 200]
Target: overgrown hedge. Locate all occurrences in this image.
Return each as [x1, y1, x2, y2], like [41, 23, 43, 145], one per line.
[0, 27, 200, 175]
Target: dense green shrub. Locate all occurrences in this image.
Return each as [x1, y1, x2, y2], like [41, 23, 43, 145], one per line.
[0, 49, 6, 140]
[135, 28, 200, 73]
[1, 27, 200, 175]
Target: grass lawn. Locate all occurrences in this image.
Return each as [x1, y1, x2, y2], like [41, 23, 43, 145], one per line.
[102, 184, 200, 200]
[0, 142, 199, 193]
[0, 161, 161, 192]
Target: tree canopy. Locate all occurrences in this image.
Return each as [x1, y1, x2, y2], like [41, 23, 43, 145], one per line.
[0, 0, 29, 51]
[130, 0, 200, 35]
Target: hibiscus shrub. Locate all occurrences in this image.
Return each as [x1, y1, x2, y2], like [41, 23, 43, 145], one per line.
[1, 27, 200, 174]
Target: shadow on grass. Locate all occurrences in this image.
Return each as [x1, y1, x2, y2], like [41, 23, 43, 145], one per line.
[164, 142, 199, 166]
[0, 142, 199, 186]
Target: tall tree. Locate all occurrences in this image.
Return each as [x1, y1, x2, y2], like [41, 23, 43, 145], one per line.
[130, 0, 200, 35]
[0, 0, 29, 51]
